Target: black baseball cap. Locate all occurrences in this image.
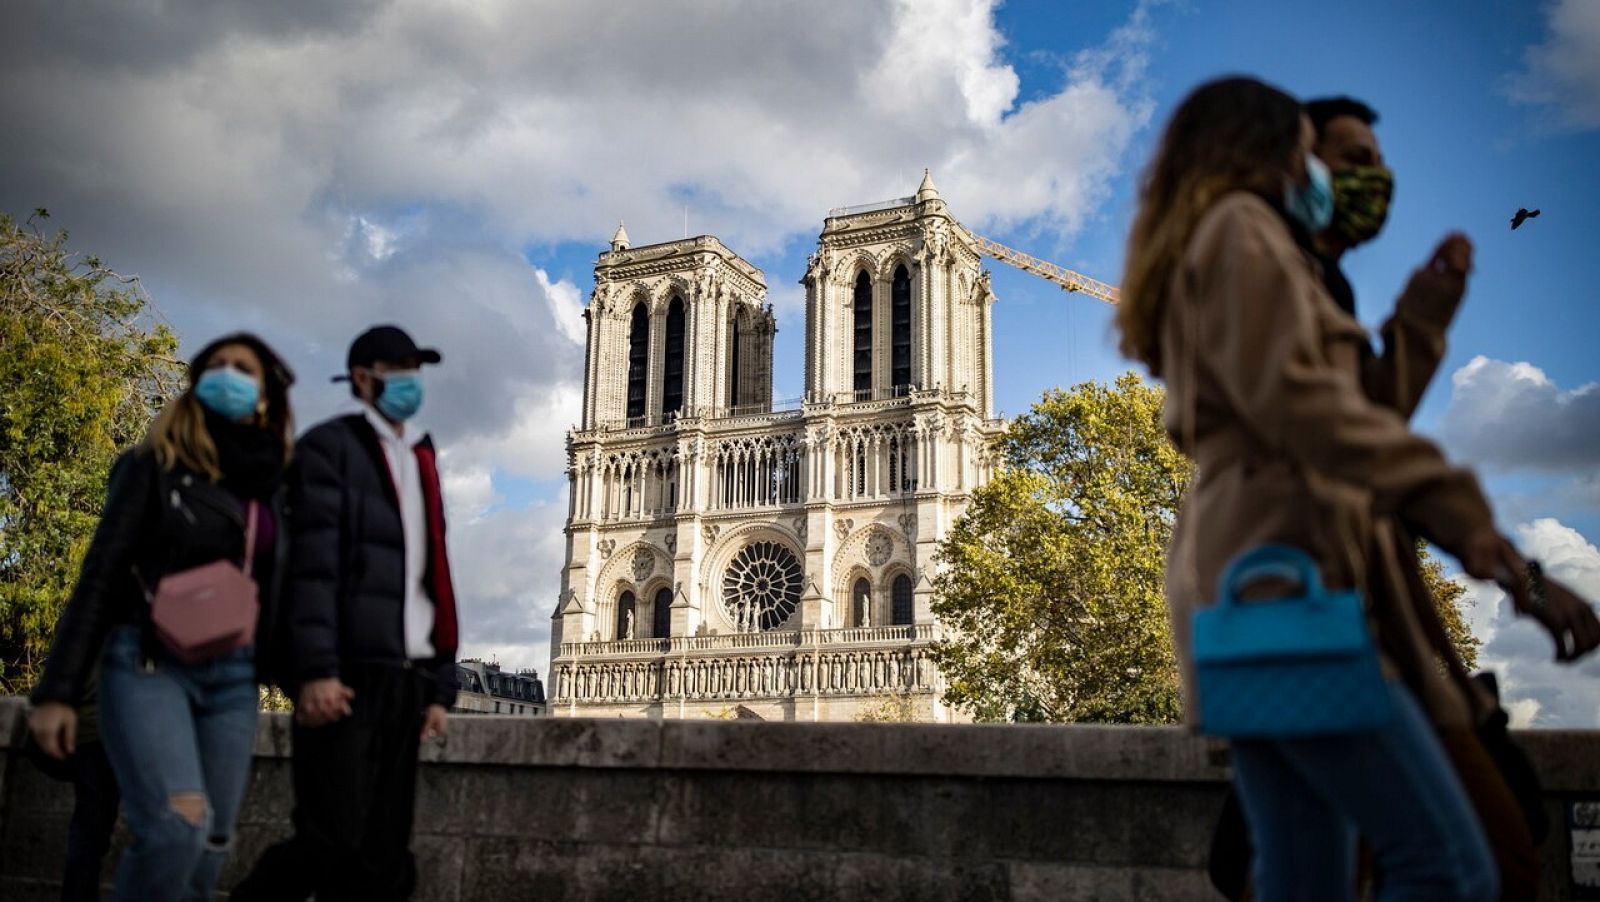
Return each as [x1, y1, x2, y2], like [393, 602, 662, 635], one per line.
[335, 325, 441, 381]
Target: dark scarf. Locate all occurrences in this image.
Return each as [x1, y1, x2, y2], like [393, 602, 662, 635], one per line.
[204, 409, 285, 499]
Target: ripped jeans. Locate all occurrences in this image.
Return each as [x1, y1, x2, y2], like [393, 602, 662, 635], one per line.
[99, 625, 258, 902]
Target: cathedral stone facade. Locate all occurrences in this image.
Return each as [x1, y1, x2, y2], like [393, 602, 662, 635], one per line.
[548, 174, 1002, 721]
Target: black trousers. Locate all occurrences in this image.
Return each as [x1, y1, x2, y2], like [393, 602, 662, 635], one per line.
[232, 663, 430, 902]
[63, 740, 120, 902]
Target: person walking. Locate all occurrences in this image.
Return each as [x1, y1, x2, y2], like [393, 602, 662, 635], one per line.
[29, 332, 296, 901]
[1210, 93, 1550, 902]
[233, 324, 459, 902]
[1116, 76, 1600, 901]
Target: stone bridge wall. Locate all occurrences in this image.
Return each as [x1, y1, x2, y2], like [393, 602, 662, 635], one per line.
[1, 697, 1597, 901]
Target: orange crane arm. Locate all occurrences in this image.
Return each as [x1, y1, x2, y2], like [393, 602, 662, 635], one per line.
[965, 231, 1120, 305]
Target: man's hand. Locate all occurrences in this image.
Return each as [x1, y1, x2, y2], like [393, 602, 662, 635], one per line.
[421, 704, 448, 741]
[1456, 526, 1600, 662]
[296, 677, 354, 727]
[28, 702, 77, 760]
[1425, 233, 1474, 286]
[1521, 576, 1600, 663]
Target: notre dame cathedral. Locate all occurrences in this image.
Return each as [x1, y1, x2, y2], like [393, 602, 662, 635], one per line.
[547, 173, 1002, 721]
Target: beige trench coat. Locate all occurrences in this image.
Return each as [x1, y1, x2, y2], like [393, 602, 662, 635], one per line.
[1161, 191, 1493, 730]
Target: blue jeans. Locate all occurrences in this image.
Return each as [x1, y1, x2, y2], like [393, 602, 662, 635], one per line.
[1231, 681, 1497, 901]
[98, 625, 259, 902]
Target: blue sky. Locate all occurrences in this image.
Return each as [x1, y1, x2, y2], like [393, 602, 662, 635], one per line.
[4, 0, 1597, 722]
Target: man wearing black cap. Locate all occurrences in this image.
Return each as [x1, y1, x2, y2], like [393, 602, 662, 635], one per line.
[234, 325, 459, 901]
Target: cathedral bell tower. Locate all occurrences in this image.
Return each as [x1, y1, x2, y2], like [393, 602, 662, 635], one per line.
[580, 230, 774, 430]
[802, 170, 996, 417]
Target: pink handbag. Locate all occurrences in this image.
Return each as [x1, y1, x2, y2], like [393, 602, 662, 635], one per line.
[143, 500, 261, 664]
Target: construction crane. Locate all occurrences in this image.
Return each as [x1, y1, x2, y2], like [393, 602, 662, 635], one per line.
[962, 228, 1120, 305]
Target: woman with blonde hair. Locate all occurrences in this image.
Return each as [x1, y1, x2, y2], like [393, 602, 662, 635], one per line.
[1118, 76, 1600, 899]
[30, 332, 295, 901]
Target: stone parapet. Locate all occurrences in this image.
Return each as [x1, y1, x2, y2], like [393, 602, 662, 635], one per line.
[3, 697, 1596, 900]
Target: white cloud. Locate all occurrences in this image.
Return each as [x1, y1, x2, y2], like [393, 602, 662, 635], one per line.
[1442, 356, 1600, 473]
[1506, 0, 1600, 130]
[447, 500, 571, 680]
[0, 0, 1158, 684]
[1454, 518, 1600, 727]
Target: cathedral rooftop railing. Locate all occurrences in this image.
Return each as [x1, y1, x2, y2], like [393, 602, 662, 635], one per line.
[557, 623, 936, 659]
[826, 196, 916, 218]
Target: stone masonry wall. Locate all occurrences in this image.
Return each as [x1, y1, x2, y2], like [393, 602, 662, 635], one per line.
[2, 697, 1598, 901]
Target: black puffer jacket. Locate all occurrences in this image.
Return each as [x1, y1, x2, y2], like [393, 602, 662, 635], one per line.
[287, 414, 458, 707]
[31, 448, 290, 705]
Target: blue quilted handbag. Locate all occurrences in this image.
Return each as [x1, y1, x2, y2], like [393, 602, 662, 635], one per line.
[1192, 545, 1394, 739]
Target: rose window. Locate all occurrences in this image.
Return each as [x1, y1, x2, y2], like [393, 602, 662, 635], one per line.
[722, 541, 804, 632]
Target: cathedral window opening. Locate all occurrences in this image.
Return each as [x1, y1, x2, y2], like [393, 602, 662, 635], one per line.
[729, 310, 743, 408]
[662, 296, 685, 418]
[852, 271, 873, 396]
[712, 438, 803, 509]
[615, 591, 637, 641]
[722, 541, 803, 631]
[626, 303, 649, 421]
[852, 577, 872, 628]
[892, 574, 913, 626]
[891, 265, 912, 390]
[652, 586, 673, 639]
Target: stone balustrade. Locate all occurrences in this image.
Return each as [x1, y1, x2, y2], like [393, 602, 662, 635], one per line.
[4, 697, 1599, 901]
[553, 625, 939, 709]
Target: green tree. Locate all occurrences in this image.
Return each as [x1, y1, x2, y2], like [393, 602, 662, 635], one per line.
[931, 373, 1192, 723]
[0, 211, 181, 692]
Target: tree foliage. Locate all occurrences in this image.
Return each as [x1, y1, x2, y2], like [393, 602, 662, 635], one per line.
[931, 373, 1191, 724]
[1418, 540, 1481, 671]
[0, 211, 181, 692]
[930, 372, 1484, 724]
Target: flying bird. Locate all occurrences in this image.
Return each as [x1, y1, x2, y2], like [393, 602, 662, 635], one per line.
[1511, 208, 1541, 230]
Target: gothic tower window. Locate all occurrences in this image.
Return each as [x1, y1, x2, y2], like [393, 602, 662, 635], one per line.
[626, 303, 649, 420]
[891, 265, 911, 390]
[852, 577, 872, 628]
[892, 574, 913, 625]
[616, 590, 637, 640]
[662, 295, 685, 418]
[729, 309, 743, 407]
[852, 271, 872, 395]
[652, 586, 673, 639]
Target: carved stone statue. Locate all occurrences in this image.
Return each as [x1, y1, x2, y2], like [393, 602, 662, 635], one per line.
[624, 610, 635, 640]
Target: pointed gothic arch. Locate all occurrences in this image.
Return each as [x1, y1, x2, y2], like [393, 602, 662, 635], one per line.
[662, 294, 685, 418]
[852, 270, 873, 395]
[652, 585, 673, 639]
[891, 572, 913, 625]
[626, 302, 649, 420]
[891, 264, 912, 390]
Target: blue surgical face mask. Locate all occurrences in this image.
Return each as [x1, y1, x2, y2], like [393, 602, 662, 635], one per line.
[1284, 152, 1335, 234]
[374, 370, 424, 421]
[195, 366, 261, 421]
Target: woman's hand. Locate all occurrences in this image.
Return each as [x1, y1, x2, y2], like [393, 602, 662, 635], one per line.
[1456, 526, 1600, 662]
[295, 677, 355, 727]
[29, 702, 78, 760]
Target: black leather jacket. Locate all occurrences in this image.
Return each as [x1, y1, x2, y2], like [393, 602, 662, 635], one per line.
[30, 447, 290, 705]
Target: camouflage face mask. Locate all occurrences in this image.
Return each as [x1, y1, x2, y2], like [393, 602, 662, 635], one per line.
[1329, 165, 1394, 246]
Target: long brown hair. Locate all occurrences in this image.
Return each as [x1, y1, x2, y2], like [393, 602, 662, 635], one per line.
[1117, 76, 1304, 374]
[146, 332, 295, 478]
